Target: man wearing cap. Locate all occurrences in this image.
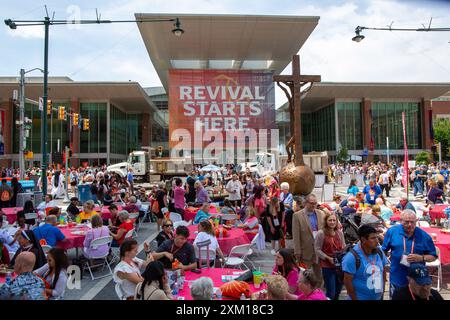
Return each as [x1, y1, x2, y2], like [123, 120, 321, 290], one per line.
[392, 263, 443, 300]
[382, 209, 437, 296]
[396, 197, 416, 214]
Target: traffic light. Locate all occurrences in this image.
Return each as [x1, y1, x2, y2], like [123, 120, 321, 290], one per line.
[58, 106, 66, 120]
[72, 113, 79, 126]
[83, 119, 89, 130]
[47, 99, 52, 115]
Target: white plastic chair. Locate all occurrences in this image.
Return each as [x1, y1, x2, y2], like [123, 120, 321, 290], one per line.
[83, 236, 114, 280]
[173, 220, 190, 228]
[223, 243, 253, 270]
[427, 247, 442, 291]
[221, 214, 238, 221]
[194, 239, 216, 269]
[169, 212, 182, 222]
[115, 283, 126, 300]
[417, 221, 430, 228]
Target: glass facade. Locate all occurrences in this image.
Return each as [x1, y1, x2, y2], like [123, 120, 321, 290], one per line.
[337, 102, 363, 150]
[371, 102, 421, 149]
[80, 102, 107, 154]
[302, 103, 336, 152]
[12, 102, 70, 154]
[110, 105, 142, 156]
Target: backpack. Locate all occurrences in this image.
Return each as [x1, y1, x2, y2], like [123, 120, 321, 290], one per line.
[334, 244, 384, 283]
[1, 189, 11, 202]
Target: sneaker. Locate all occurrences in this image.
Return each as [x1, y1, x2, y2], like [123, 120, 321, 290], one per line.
[271, 249, 276, 255]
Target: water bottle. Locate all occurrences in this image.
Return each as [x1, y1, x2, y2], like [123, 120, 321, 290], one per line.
[216, 289, 222, 300]
[172, 282, 179, 296]
[240, 293, 246, 300]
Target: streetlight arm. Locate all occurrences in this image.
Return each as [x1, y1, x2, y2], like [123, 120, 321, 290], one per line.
[24, 68, 44, 74]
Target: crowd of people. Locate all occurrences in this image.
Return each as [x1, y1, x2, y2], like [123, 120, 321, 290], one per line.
[0, 160, 448, 301]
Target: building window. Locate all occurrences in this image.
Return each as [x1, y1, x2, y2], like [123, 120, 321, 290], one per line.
[337, 102, 363, 150]
[371, 102, 421, 150]
[80, 102, 107, 154]
[301, 103, 336, 152]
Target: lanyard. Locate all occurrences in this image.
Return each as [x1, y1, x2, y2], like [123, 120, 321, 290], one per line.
[403, 236, 415, 255]
[171, 243, 182, 256]
[408, 285, 428, 301]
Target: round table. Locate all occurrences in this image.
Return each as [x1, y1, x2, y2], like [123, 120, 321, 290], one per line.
[184, 205, 219, 222]
[2, 207, 23, 224]
[178, 268, 258, 300]
[56, 225, 90, 257]
[429, 204, 450, 221]
[421, 227, 450, 265]
[187, 225, 250, 255]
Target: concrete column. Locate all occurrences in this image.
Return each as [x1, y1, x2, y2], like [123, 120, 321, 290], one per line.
[362, 98, 373, 162]
[70, 100, 80, 167]
[421, 99, 432, 150]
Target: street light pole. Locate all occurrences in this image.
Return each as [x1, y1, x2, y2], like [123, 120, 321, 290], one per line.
[19, 69, 25, 180]
[41, 17, 49, 196]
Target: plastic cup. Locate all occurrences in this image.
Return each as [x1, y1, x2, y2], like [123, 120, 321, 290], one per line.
[253, 271, 262, 289]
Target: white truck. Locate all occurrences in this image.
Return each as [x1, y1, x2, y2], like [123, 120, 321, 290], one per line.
[107, 149, 188, 182]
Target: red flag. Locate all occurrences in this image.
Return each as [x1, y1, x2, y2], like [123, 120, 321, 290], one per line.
[402, 112, 409, 190]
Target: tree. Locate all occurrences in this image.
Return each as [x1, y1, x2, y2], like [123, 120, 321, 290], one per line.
[337, 147, 349, 163]
[415, 151, 431, 165]
[433, 118, 450, 160]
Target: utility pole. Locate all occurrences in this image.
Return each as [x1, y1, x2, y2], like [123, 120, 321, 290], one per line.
[41, 16, 49, 196]
[63, 146, 70, 203]
[18, 69, 25, 180]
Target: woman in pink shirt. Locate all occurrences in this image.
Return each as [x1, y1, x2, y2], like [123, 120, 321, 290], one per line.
[287, 269, 328, 300]
[173, 178, 186, 217]
[272, 249, 299, 294]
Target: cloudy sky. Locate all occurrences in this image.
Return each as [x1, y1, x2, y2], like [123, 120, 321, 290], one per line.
[1, 0, 449, 106]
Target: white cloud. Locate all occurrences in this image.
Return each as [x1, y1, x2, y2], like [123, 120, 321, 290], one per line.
[6, 25, 44, 39]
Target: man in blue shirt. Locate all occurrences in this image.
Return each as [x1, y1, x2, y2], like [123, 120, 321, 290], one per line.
[382, 209, 437, 296]
[33, 215, 66, 247]
[396, 197, 416, 213]
[362, 180, 382, 205]
[0, 252, 46, 300]
[342, 225, 389, 300]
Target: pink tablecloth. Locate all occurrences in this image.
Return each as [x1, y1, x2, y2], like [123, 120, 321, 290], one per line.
[178, 268, 258, 300]
[94, 205, 123, 221]
[184, 206, 219, 222]
[187, 225, 249, 255]
[429, 204, 450, 221]
[2, 207, 23, 224]
[56, 226, 90, 250]
[421, 227, 450, 265]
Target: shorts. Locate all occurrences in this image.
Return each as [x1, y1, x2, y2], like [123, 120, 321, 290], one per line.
[154, 211, 164, 219]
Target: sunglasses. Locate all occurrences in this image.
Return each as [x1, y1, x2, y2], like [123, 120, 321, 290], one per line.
[164, 224, 173, 227]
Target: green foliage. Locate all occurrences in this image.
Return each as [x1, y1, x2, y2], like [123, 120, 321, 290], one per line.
[433, 118, 450, 160]
[337, 147, 349, 163]
[415, 151, 431, 165]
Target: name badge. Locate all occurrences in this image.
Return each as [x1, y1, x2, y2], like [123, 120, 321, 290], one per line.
[273, 218, 280, 227]
[400, 254, 410, 267]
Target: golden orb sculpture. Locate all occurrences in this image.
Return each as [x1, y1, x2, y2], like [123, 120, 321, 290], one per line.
[280, 162, 315, 196]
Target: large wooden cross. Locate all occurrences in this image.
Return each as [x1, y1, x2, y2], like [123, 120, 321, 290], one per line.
[274, 55, 321, 166]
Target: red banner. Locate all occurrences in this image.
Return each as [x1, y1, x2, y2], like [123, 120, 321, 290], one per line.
[168, 70, 275, 160]
[402, 112, 409, 190]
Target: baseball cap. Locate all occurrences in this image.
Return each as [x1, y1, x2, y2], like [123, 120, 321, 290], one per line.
[408, 263, 432, 286]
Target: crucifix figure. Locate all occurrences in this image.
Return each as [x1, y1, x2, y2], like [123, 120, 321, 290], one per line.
[274, 55, 321, 166]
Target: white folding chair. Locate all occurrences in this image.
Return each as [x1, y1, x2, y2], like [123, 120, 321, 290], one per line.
[417, 221, 430, 228]
[223, 243, 253, 270]
[173, 220, 190, 228]
[138, 203, 150, 230]
[83, 236, 114, 280]
[427, 247, 442, 291]
[169, 212, 182, 222]
[128, 213, 140, 237]
[115, 283, 126, 300]
[124, 228, 135, 240]
[194, 239, 216, 269]
[248, 233, 260, 256]
[221, 214, 238, 221]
